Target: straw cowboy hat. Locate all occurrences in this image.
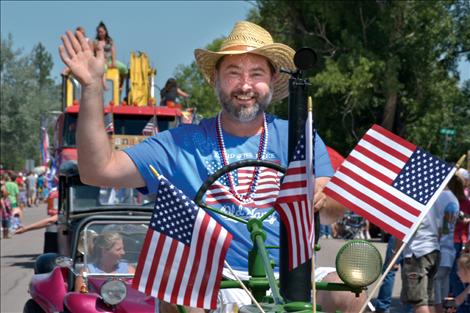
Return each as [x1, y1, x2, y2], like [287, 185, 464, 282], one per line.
[194, 21, 295, 102]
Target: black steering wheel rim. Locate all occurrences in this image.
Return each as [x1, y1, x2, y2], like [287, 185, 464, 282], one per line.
[194, 159, 286, 207]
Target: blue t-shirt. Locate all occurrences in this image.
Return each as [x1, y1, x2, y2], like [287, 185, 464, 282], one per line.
[125, 114, 333, 271]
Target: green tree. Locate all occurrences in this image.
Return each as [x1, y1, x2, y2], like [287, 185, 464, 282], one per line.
[31, 42, 54, 88]
[173, 38, 224, 118]
[249, 0, 470, 161]
[0, 35, 60, 170]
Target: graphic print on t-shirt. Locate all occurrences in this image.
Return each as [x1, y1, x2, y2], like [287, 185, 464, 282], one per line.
[204, 154, 282, 225]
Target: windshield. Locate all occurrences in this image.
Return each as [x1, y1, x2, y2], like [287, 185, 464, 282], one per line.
[63, 114, 78, 147]
[69, 184, 153, 212]
[62, 114, 177, 148]
[113, 115, 177, 135]
[77, 221, 148, 275]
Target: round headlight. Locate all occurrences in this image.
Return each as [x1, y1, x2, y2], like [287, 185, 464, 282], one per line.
[100, 279, 127, 305]
[336, 240, 382, 288]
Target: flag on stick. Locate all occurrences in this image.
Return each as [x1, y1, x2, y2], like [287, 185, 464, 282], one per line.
[132, 169, 232, 310]
[104, 112, 114, 134]
[40, 127, 50, 167]
[274, 109, 315, 270]
[323, 124, 456, 243]
[142, 116, 158, 136]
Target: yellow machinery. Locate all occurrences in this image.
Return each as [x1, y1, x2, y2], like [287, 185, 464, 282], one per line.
[128, 52, 157, 106]
[65, 52, 156, 107]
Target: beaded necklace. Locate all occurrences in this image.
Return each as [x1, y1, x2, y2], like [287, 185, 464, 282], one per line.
[215, 112, 268, 203]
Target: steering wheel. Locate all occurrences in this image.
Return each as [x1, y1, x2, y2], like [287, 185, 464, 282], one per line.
[194, 159, 287, 307]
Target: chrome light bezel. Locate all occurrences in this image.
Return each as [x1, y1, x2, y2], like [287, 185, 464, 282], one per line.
[100, 279, 127, 305]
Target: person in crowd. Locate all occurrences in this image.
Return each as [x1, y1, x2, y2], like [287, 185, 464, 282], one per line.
[94, 21, 128, 90]
[74, 231, 135, 291]
[4, 173, 19, 211]
[12, 173, 27, 227]
[160, 78, 189, 107]
[25, 171, 37, 207]
[400, 182, 450, 313]
[319, 223, 333, 239]
[60, 20, 363, 312]
[373, 235, 406, 313]
[362, 219, 372, 240]
[37, 173, 45, 202]
[454, 253, 470, 309]
[1, 179, 12, 239]
[456, 169, 469, 199]
[449, 173, 470, 313]
[434, 176, 461, 313]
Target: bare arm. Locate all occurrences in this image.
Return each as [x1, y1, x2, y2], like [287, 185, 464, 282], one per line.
[314, 177, 346, 224]
[177, 88, 189, 98]
[59, 30, 144, 188]
[15, 215, 58, 234]
[110, 42, 116, 68]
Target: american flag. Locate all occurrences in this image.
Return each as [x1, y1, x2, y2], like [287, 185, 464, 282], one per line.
[104, 112, 114, 133]
[142, 116, 158, 136]
[274, 111, 315, 270]
[323, 124, 456, 243]
[40, 127, 50, 166]
[132, 176, 232, 309]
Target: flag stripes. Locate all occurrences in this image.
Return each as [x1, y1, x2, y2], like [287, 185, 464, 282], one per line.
[206, 167, 281, 208]
[324, 124, 455, 242]
[132, 177, 232, 310]
[274, 110, 315, 270]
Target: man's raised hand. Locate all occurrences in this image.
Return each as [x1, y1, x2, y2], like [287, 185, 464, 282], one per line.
[59, 30, 104, 87]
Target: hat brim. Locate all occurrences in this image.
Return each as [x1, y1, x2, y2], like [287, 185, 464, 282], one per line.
[195, 43, 295, 102]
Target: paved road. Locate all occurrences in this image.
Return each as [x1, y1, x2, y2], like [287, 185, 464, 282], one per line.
[1, 204, 405, 312]
[1, 202, 48, 313]
[316, 237, 405, 312]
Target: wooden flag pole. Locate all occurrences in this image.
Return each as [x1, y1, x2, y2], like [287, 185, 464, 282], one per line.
[359, 153, 465, 313]
[149, 164, 161, 179]
[224, 261, 266, 313]
[358, 240, 406, 313]
[456, 154, 466, 168]
[307, 96, 316, 313]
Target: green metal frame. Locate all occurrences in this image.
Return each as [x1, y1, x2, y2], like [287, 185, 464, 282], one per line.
[176, 160, 366, 312]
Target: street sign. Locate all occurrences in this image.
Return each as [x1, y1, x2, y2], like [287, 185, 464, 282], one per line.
[440, 128, 456, 136]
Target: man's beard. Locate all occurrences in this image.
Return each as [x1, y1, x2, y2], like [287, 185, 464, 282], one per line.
[215, 80, 273, 122]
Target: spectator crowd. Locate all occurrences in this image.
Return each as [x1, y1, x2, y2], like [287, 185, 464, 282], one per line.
[1, 170, 50, 239]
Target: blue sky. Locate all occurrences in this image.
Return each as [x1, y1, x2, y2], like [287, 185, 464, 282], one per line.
[1, 1, 252, 89]
[1, 1, 469, 90]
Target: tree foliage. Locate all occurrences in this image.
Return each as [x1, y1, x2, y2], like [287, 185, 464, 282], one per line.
[248, 0, 470, 161]
[173, 38, 224, 117]
[1, 35, 60, 170]
[174, 1, 469, 162]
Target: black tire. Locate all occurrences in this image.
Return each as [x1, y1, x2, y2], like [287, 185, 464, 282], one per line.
[23, 299, 45, 313]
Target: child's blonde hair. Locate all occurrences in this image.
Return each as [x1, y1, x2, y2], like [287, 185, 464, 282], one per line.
[458, 253, 470, 273]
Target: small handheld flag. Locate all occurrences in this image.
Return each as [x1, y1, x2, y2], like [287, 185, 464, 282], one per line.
[274, 107, 315, 270]
[132, 166, 232, 310]
[323, 124, 456, 243]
